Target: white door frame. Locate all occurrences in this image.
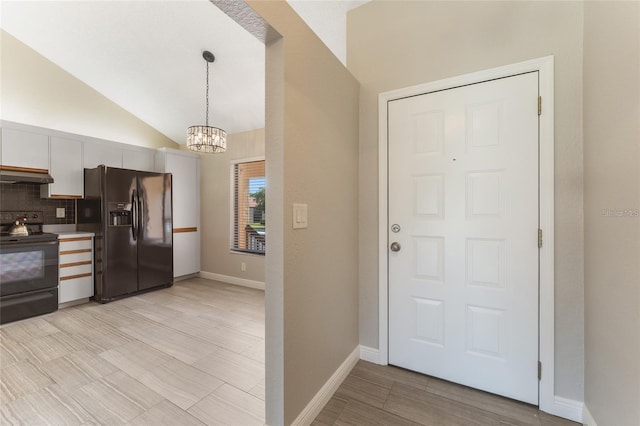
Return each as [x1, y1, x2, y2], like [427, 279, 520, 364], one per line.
[377, 56, 555, 413]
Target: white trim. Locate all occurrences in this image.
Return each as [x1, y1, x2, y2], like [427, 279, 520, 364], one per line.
[359, 345, 380, 364]
[229, 155, 267, 255]
[230, 155, 266, 165]
[199, 271, 265, 290]
[156, 146, 200, 158]
[291, 346, 359, 426]
[583, 404, 597, 426]
[550, 396, 583, 423]
[378, 56, 555, 411]
[174, 273, 199, 282]
[58, 298, 90, 309]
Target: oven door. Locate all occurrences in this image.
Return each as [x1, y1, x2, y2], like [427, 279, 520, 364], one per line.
[0, 239, 59, 296]
[0, 239, 59, 324]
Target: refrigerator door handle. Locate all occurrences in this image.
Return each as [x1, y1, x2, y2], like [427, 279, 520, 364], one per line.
[131, 189, 138, 241]
[138, 188, 144, 240]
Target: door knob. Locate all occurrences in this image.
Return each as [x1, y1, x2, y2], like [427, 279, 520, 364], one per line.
[390, 242, 401, 252]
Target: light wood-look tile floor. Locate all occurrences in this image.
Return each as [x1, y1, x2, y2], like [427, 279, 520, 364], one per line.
[2, 278, 580, 426]
[313, 361, 579, 426]
[0, 278, 265, 425]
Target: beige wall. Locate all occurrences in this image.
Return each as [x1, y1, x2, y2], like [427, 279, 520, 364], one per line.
[584, 2, 640, 425]
[349, 1, 584, 400]
[200, 129, 266, 283]
[0, 30, 177, 149]
[247, 2, 360, 424]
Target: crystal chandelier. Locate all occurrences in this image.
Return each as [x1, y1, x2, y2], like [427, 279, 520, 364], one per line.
[187, 51, 227, 153]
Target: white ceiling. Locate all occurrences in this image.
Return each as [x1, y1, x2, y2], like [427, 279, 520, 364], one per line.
[1, 1, 367, 145]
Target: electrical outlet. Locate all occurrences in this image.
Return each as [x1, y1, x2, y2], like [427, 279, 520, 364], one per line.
[241, 262, 246, 272]
[56, 208, 65, 218]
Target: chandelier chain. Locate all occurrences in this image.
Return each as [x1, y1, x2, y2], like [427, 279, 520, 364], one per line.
[205, 60, 210, 127]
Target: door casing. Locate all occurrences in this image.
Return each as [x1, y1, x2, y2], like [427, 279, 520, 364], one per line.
[377, 56, 555, 414]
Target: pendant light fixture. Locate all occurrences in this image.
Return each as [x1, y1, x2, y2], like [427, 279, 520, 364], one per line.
[187, 50, 227, 153]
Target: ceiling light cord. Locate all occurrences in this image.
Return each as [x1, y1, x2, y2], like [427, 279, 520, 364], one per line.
[205, 60, 210, 127]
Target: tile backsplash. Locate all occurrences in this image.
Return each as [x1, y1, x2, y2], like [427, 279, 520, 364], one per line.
[0, 183, 76, 224]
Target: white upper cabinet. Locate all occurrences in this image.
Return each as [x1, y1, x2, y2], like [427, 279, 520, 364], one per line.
[83, 142, 123, 169]
[122, 149, 155, 172]
[41, 137, 83, 198]
[1, 128, 49, 170]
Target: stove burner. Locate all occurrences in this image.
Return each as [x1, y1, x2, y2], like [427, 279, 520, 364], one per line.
[0, 211, 57, 244]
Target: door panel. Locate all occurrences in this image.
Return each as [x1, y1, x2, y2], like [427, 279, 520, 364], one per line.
[388, 72, 539, 404]
[104, 168, 137, 299]
[105, 226, 138, 298]
[137, 172, 173, 290]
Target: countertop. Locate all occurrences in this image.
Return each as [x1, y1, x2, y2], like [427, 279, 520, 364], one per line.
[56, 231, 95, 238]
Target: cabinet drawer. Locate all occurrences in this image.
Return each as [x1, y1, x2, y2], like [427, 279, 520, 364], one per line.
[59, 275, 93, 303]
[60, 263, 92, 278]
[60, 251, 92, 264]
[59, 238, 92, 252]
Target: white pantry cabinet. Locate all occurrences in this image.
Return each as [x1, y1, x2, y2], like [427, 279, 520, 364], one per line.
[58, 233, 94, 305]
[0, 128, 50, 170]
[83, 142, 123, 169]
[155, 148, 200, 277]
[41, 137, 83, 198]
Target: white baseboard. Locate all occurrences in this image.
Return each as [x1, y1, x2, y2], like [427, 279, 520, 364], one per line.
[199, 271, 265, 290]
[291, 346, 359, 426]
[174, 273, 198, 282]
[544, 396, 583, 423]
[58, 298, 90, 309]
[359, 345, 381, 364]
[582, 404, 597, 426]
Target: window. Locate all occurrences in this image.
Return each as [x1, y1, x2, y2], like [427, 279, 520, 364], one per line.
[232, 159, 265, 254]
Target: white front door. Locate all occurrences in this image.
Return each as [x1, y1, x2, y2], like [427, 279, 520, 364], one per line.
[388, 72, 540, 404]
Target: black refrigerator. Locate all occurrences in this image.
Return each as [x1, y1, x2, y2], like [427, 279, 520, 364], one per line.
[79, 165, 173, 303]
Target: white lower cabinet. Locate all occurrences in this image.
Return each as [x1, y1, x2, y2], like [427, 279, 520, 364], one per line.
[173, 231, 200, 278]
[58, 233, 94, 305]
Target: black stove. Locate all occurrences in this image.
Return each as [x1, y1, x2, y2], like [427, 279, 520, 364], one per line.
[0, 211, 58, 244]
[0, 210, 59, 324]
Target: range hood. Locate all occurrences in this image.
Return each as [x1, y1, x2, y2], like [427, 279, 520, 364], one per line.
[0, 168, 54, 184]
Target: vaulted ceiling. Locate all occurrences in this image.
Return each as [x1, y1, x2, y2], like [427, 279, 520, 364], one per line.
[1, 0, 368, 145]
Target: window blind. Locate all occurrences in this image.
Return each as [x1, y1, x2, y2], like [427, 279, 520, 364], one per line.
[232, 160, 266, 254]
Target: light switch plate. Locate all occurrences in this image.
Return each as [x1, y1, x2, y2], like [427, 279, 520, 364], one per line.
[293, 203, 308, 229]
[56, 208, 65, 218]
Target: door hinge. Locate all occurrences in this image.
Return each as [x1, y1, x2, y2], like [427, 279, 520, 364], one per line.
[538, 96, 542, 116]
[538, 228, 543, 248]
[538, 361, 542, 380]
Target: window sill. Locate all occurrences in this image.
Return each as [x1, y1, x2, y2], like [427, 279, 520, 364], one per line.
[230, 249, 265, 257]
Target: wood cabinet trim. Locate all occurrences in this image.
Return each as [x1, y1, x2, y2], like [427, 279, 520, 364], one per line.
[0, 165, 49, 174]
[173, 227, 198, 233]
[60, 273, 93, 281]
[50, 195, 83, 199]
[60, 261, 92, 268]
[60, 249, 92, 255]
[59, 237, 92, 243]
